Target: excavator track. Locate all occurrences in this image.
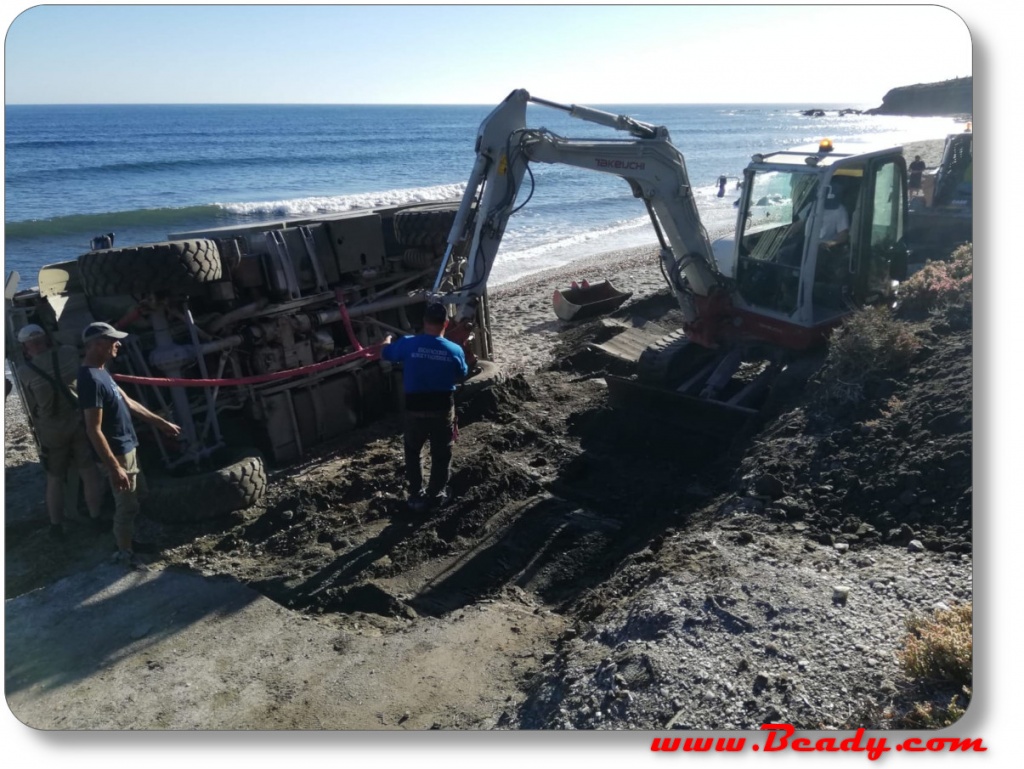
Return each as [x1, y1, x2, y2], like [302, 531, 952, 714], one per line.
[607, 329, 774, 441]
[636, 329, 708, 389]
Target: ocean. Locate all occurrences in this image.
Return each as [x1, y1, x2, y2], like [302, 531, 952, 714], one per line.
[3, 102, 963, 289]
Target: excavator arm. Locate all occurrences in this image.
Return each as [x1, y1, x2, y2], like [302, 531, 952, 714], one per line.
[434, 89, 727, 331]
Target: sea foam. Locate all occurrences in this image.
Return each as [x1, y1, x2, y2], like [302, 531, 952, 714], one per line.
[218, 183, 467, 217]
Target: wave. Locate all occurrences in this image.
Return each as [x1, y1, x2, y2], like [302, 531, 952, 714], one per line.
[5, 138, 107, 150]
[5, 184, 469, 240]
[499, 215, 651, 262]
[5, 205, 225, 239]
[4, 153, 367, 184]
[218, 183, 467, 217]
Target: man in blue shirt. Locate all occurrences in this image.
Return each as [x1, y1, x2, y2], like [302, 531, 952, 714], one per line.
[381, 303, 468, 511]
[78, 322, 181, 569]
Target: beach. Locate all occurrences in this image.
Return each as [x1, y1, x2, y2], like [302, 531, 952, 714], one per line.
[3, 137, 971, 731]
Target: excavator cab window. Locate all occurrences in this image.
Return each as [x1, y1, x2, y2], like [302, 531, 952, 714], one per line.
[736, 169, 819, 315]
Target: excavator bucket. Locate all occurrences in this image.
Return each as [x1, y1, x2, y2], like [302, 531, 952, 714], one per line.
[604, 375, 758, 440]
[553, 280, 632, 322]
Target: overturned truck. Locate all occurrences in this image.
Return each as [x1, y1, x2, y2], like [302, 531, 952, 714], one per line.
[5, 201, 494, 520]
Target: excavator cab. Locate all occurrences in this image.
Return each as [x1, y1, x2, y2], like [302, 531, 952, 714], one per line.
[728, 142, 908, 348]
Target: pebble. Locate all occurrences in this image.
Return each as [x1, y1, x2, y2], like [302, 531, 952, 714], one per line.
[908, 539, 925, 553]
[832, 586, 851, 604]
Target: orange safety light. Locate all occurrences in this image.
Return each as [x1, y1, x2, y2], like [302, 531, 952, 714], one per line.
[818, 138, 834, 153]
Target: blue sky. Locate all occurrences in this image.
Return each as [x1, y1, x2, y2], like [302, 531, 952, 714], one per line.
[4, 3, 972, 105]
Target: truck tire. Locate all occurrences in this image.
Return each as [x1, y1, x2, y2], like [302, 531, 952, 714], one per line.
[459, 360, 503, 397]
[393, 203, 460, 251]
[79, 239, 223, 297]
[145, 450, 267, 523]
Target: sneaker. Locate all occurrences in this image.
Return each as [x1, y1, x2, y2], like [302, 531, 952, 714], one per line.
[424, 488, 449, 510]
[408, 495, 428, 513]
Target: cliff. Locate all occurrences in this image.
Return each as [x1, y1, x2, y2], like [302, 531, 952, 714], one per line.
[866, 76, 972, 117]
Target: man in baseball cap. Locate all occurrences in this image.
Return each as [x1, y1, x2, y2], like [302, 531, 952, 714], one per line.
[81, 321, 128, 344]
[17, 323, 47, 343]
[15, 323, 106, 539]
[78, 320, 180, 569]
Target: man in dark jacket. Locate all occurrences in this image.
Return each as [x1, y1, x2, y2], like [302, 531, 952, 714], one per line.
[381, 303, 468, 511]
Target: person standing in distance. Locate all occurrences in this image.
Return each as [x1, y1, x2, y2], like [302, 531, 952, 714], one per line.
[909, 155, 927, 198]
[381, 303, 468, 511]
[15, 324, 106, 539]
[77, 322, 182, 568]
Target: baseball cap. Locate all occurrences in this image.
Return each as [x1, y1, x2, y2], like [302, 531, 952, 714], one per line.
[423, 302, 448, 324]
[82, 321, 128, 343]
[17, 324, 47, 343]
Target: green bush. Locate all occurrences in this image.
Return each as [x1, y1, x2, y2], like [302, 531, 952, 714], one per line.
[900, 243, 973, 313]
[819, 306, 920, 404]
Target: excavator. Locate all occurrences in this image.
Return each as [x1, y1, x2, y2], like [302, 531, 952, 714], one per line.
[432, 89, 910, 426]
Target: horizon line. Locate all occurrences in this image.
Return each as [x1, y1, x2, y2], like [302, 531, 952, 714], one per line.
[6, 100, 885, 108]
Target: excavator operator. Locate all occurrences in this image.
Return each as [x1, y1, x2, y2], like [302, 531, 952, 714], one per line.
[778, 178, 851, 267]
[816, 180, 851, 251]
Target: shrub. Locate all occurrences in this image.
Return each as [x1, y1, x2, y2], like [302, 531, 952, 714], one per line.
[900, 243, 973, 313]
[819, 307, 920, 404]
[898, 691, 970, 729]
[893, 603, 973, 728]
[900, 603, 973, 688]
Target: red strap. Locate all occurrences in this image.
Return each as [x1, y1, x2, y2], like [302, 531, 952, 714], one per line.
[113, 344, 383, 388]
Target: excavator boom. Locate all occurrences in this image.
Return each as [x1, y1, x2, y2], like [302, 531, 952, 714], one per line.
[435, 89, 725, 330]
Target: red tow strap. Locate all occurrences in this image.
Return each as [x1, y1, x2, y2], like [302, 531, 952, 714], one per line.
[112, 344, 383, 388]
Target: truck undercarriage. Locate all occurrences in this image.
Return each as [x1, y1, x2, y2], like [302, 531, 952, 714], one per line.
[5, 200, 491, 519]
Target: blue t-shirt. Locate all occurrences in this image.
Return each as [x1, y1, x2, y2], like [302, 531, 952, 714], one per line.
[382, 333, 468, 397]
[77, 365, 138, 456]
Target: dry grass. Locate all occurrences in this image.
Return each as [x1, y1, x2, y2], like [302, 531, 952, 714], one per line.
[892, 603, 973, 728]
[901, 603, 973, 687]
[864, 395, 906, 428]
[819, 307, 920, 404]
[897, 692, 970, 729]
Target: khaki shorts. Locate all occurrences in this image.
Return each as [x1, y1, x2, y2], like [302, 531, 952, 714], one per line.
[109, 449, 149, 541]
[39, 428, 96, 477]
